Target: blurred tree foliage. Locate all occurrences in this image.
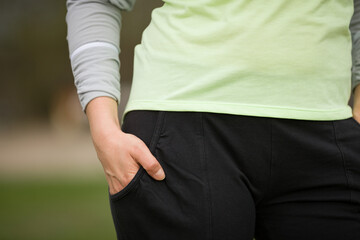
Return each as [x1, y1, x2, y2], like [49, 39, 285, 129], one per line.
[0, 0, 162, 125]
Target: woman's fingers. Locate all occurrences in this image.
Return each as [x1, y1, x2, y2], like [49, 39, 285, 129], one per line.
[130, 136, 165, 181]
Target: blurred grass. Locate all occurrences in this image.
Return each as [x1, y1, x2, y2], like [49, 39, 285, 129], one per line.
[0, 178, 116, 240]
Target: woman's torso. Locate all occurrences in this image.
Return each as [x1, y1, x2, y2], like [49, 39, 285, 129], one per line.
[124, 0, 354, 122]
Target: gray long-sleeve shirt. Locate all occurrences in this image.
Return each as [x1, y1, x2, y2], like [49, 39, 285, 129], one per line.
[66, 0, 135, 112]
[66, 0, 360, 113]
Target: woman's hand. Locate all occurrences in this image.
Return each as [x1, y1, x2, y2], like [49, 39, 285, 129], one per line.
[86, 97, 165, 195]
[353, 85, 360, 124]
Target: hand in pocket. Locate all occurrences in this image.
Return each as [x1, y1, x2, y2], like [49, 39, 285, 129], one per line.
[92, 129, 166, 195]
[85, 97, 165, 195]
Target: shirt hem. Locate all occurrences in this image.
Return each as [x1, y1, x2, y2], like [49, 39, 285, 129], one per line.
[121, 100, 353, 124]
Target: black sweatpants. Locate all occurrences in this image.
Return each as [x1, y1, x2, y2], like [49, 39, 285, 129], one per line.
[108, 110, 360, 240]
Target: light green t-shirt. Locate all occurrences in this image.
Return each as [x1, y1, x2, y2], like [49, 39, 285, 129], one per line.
[124, 0, 354, 121]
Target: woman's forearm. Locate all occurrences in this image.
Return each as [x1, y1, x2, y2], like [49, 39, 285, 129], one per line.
[86, 97, 121, 142]
[353, 85, 360, 121]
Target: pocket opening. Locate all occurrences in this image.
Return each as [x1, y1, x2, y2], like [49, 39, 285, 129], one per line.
[109, 167, 146, 201]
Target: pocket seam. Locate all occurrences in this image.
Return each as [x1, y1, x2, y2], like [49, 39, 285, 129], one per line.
[332, 121, 353, 204]
[350, 117, 360, 131]
[109, 111, 166, 201]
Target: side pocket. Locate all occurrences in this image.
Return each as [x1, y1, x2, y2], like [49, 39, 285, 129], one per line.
[108, 167, 146, 200]
[108, 110, 166, 201]
[333, 118, 360, 205]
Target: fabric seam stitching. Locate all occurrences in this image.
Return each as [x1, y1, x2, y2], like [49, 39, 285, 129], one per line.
[332, 121, 353, 203]
[200, 113, 214, 240]
[126, 100, 349, 113]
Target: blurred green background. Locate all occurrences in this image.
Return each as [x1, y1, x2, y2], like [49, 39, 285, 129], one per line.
[0, 0, 162, 239]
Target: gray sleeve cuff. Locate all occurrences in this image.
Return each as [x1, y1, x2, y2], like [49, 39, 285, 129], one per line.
[70, 45, 121, 112]
[350, 0, 360, 93]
